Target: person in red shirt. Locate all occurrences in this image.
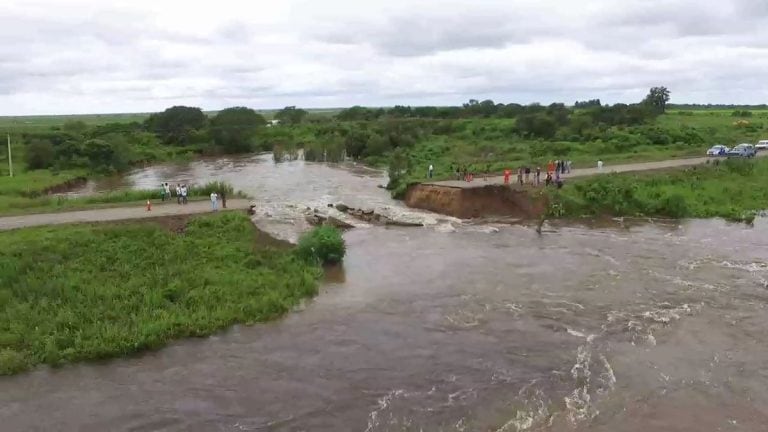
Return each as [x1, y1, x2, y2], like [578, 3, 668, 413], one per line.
[503, 168, 511, 184]
[547, 160, 555, 174]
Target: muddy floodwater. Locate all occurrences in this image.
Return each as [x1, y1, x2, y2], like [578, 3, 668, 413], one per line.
[2, 155, 768, 431]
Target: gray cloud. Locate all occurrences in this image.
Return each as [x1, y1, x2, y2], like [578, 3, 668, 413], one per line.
[2, 0, 768, 115]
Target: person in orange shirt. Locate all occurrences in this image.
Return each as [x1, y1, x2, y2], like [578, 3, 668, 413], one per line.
[547, 160, 555, 174]
[503, 168, 511, 184]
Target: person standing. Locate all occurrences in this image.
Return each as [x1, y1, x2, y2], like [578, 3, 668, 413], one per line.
[567, 160, 572, 173]
[503, 168, 511, 184]
[160, 183, 167, 202]
[163, 183, 171, 202]
[547, 160, 555, 174]
[176, 184, 182, 204]
[597, 160, 604, 171]
[210, 191, 218, 211]
[517, 167, 523, 185]
[181, 184, 188, 204]
[524, 166, 531, 183]
[535, 167, 542, 186]
[220, 190, 227, 209]
[428, 164, 434, 179]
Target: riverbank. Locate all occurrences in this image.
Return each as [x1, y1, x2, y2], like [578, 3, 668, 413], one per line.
[550, 157, 768, 222]
[404, 157, 768, 222]
[0, 212, 322, 375]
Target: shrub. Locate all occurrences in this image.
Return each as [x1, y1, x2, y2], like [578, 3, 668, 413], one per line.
[24, 139, 56, 169]
[655, 193, 689, 218]
[296, 226, 346, 264]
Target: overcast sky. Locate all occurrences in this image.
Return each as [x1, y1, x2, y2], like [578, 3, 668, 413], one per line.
[2, 0, 768, 115]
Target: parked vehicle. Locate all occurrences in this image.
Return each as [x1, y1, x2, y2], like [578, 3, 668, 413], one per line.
[727, 143, 756, 158]
[755, 140, 768, 150]
[706, 145, 729, 156]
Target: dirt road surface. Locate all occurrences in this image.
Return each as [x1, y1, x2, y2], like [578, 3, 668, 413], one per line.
[0, 199, 250, 231]
[428, 154, 767, 188]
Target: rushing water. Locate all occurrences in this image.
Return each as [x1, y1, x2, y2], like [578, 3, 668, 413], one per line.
[3, 155, 768, 431]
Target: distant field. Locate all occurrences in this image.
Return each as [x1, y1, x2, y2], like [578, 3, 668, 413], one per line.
[0, 113, 151, 130]
[0, 108, 343, 130]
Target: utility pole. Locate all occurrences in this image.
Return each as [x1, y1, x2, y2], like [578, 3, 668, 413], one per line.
[6, 133, 12, 177]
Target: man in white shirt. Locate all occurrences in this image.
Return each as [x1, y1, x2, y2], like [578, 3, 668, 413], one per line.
[181, 185, 188, 204]
[428, 164, 434, 179]
[210, 192, 218, 211]
[175, 184, 182, 204]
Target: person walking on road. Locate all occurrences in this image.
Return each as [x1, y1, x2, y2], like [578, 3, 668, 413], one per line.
[210, 191, 218, 212]
[503, 168, 511, 184]
[162, 183, 170, 202]
[175, 184, 182, 204]
[428, 164, 434, 179]
[597, 160, 604, 171]
[160, 183, 167, 202]
[181, 184, 188, 204]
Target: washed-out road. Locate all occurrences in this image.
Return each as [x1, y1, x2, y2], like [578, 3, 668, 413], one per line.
[427, 154, 768, 188]
[0, 154, 764, 230]
[0, 199, 250, 231]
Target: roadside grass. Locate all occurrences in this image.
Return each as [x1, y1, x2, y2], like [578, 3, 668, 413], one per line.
[0, 180, 246, 216]
[0, 212, 321, 375]
[550, 158, 768, 222]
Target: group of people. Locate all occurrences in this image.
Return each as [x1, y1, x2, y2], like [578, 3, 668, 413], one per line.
[161, 183, 190, 204]
[442, 159, 573, 188]
[547, 160, 572, 175]
[159, 182, 227, 211]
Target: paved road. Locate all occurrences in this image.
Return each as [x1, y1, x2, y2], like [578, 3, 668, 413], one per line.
[0, 199, 250, 231]
[427, 154, 767, 188]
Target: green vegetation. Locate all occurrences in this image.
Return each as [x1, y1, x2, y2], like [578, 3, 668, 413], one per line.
[0, 212, 324, 375]
[296, 226, 346, 264]
[0, 181, 243, 216]
[549, 158, 768, 222]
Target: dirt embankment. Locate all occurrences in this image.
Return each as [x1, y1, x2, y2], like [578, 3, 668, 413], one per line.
[41, 177, 88, 195]
[404, 184, 548, 219]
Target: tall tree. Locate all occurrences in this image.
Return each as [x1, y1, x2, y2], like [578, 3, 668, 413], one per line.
[274, 106, 308, 125]
[210, 107, 266, 154]
[644, 87, 671, 113]
[145, 106, 206, 145]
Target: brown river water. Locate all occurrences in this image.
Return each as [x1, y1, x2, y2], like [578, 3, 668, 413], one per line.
[2, 154, 768, 431]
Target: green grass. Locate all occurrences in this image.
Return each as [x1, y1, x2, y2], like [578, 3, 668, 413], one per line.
[0, 212, 321, 375]
[0, 179, 245, 216]
[0, 169, 86, 196]
[550, 158, 768, 222]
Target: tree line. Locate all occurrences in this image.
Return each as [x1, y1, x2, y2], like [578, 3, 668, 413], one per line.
[22, 106, 269, 173]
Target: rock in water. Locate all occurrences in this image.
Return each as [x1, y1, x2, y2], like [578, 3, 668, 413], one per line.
[335, 203, 351, 213]
[325, 216, 355, 230]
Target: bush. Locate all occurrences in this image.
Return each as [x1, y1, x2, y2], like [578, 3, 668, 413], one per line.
[189, 181, 238, 197]
[24, 139, 56, 169]
[296, 226, 346, 264]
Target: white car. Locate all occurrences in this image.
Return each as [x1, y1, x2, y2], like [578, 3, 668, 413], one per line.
[756, 140, 768, 150]
[706, 145, 729, 156]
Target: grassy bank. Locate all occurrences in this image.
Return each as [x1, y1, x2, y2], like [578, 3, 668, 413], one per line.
[0, 212, 325, 375]
[0, 180, 244, 216]
[549, 158, 768, 222]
